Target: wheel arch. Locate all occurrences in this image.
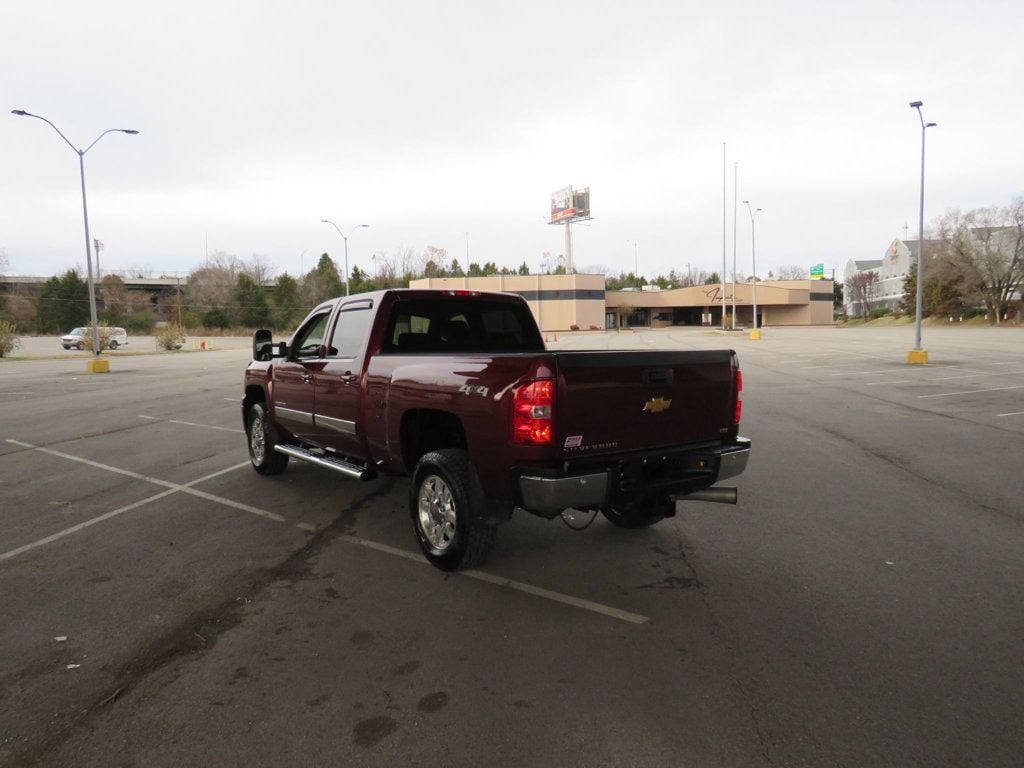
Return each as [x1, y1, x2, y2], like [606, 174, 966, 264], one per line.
[400, 409, 468, 473]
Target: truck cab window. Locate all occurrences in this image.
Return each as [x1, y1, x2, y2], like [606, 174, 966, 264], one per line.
[329, 305, 373, 358]
[292, 313, 331, 359]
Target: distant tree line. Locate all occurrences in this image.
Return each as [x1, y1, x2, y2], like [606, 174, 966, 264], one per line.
[1, 240, 851, 335]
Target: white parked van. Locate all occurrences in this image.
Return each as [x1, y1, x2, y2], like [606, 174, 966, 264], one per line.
[61, 326, 129, 350]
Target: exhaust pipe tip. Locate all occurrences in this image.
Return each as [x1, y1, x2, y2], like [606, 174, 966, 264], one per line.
[674, 486, 738, 505]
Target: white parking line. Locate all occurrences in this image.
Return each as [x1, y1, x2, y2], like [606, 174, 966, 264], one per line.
[918, 385, 1024, 399]
[1, 441, 296, 559]
[865, 380, 913, 386]
[0, 447, 254, 562]
[0, 391, 34, 395]
[932, 370, 1024, 382]
[340, 535, 649, 625]
[139, 415, 244, 434]
[997, 411, 1024, 418]
[6, 441, 649, 625]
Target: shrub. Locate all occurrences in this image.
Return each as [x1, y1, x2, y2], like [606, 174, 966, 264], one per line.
[569, 324, 580, 331]
[871, 308, 892, 319]
[0, 320, 20, 357]
[155, 323, 186, 351]
[124, 311, 156, 333]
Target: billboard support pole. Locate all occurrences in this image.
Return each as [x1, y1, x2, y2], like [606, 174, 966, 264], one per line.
[564, 220, 572, 273]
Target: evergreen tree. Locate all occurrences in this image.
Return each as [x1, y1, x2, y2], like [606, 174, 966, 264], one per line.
[271, 273, 303, 330]
[37, 270, 89, 332]
[235, 273, 271, 327]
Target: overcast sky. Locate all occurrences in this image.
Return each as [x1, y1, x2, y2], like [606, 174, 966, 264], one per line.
[3, 0, 1021, 283]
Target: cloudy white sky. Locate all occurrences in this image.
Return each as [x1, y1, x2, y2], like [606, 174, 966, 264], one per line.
[2, 0, 1021, 283]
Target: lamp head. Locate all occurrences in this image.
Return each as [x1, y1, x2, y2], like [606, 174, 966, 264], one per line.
[122, 129, 139, 135]
[926, 122, 937, 128]
[909, 100, 923, 108]
[11, 109, 29, 116]
[321, 218, 330, 223]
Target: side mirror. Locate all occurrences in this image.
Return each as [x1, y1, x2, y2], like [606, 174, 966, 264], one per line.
[253, 330, 286, 361]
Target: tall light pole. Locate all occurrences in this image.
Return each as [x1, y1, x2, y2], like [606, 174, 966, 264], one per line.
[722, 141, 727, 330]
[321, 220, 369, 296]
[732, 162, 738, 330]
[12, 110, 138, 367]
[742, 201, 763, 340]
[908, 100, 936, 365]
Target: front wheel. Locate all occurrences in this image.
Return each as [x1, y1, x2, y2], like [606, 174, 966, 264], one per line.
[246, 402, 289, 475]
[109, 340, 119, 350]
[410, 449, 496, 571]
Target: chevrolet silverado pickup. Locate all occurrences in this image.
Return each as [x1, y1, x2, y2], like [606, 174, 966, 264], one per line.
[242, 288, 749, 570]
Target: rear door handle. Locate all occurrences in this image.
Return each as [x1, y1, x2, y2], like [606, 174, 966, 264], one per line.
[302, 374, 313, 383]
[340, 373, 358, 385]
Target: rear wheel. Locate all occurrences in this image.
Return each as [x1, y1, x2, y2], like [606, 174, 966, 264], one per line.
[247, 402, 289, 475]
[601, 495, 672, 529]
[109, 340, 119, 350]
[410, 449, 496, 571]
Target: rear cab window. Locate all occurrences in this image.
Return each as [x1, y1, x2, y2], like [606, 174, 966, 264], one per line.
[382, 298, 544, 354]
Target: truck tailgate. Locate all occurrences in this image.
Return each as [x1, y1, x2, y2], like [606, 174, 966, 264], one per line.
[553, 350, 736, 457]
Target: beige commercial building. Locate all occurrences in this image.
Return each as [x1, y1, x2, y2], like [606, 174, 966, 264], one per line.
[410, 274, 834, 332]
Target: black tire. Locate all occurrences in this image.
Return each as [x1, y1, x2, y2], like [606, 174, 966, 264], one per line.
[76, 342, 84, 351]
[109, 340, 118, 350]
[246, 402, 289, 475]
[410, 449, 496, 571]
[600, 495, 671, 529]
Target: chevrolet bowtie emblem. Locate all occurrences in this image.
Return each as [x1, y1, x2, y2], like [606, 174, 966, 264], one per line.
[642, 397, 672, 414]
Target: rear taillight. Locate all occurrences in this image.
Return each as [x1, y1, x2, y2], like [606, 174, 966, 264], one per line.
[734, 369, 743, 425]
[512, 379, 554, 445]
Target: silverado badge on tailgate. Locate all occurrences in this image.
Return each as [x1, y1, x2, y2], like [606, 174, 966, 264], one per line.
[642, 397, 672, 414]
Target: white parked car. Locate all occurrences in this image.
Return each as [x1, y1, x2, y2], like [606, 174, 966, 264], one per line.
[61, 326, 129, 351]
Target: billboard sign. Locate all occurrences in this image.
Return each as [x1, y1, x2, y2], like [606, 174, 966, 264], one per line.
[551, 186, 575, 223]
[550, 186, 592, 224]
[571, 187, 590, 219]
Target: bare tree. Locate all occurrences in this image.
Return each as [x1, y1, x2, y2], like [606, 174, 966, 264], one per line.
[186, 253, 242, 316]
[0, 247, 9, 275]
[775, 265, 807, 280]
[421, 245, 448, 277]
[938, 201, 1024, 323]
[242, 254, 275, 286]
[846, 272, 879, 317]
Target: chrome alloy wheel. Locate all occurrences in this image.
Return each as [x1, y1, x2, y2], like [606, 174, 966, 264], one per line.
[249, 411, 266, 464]
[417, 475, 456, 551]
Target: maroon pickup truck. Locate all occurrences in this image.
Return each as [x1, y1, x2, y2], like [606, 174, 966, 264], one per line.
[242, 288, 749, 570]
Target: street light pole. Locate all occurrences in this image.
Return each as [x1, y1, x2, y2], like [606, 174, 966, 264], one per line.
[321, 219, 369, 296]
[908, 100, 937, 365]
[743, 201, 763, 340]
[12, 109, 138, 365]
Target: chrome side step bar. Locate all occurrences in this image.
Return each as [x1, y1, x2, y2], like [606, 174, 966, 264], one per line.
[274, 444, 375, 481]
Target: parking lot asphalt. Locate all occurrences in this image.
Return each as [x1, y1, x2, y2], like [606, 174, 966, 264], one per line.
[1, 326, 1022, 767]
